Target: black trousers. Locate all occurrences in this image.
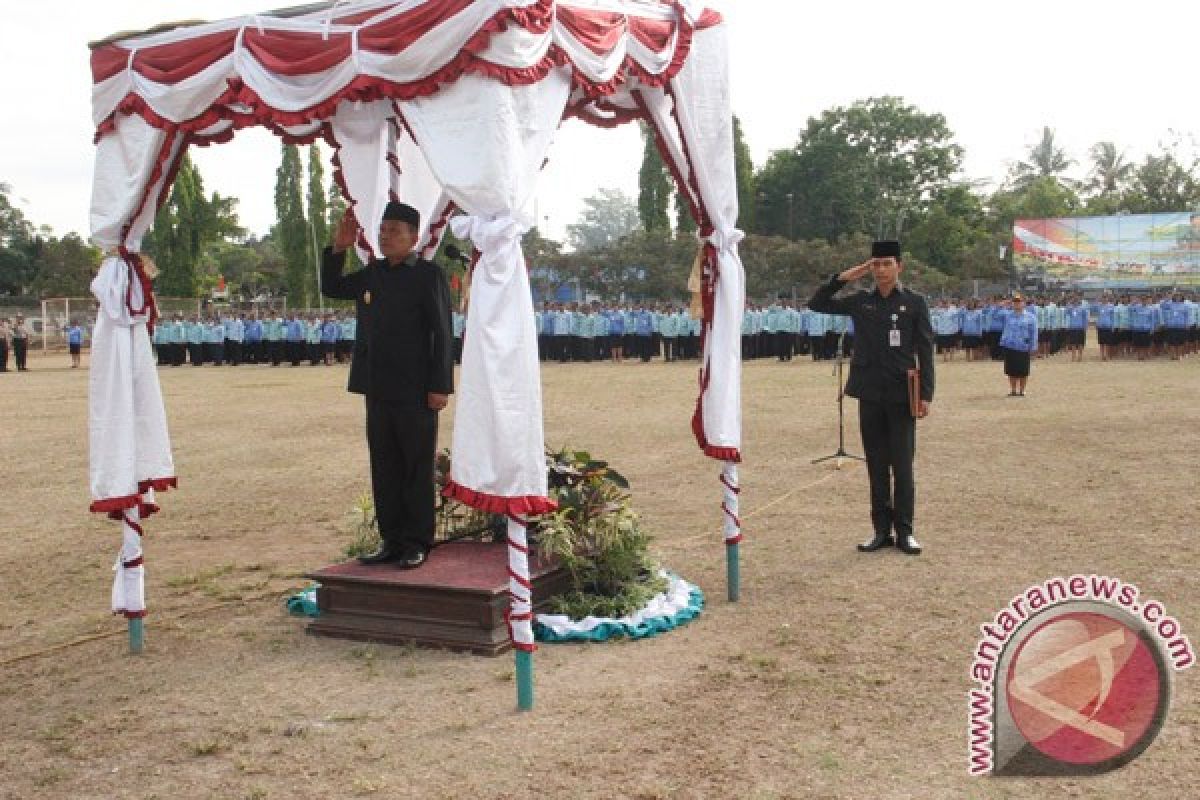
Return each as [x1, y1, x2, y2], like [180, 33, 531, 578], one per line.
[13, 337, 28, 370]
[858, 399, 916, 538]
[0, 339, 8, 370]
[366, 399, 437, 549]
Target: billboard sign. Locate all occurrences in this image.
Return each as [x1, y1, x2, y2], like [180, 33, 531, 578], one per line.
[1013, 213, 1200, 287]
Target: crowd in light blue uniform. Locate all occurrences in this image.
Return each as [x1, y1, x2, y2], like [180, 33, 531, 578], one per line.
[152, 310, 359, 367]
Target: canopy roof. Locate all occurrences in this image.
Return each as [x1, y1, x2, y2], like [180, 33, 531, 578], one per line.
[90, 0, 721, 146]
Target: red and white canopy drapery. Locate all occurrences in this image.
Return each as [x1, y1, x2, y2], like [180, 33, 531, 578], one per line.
[89, 0, 744, 638]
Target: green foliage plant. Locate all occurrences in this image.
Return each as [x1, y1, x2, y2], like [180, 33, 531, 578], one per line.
[535, 448, 666, 619]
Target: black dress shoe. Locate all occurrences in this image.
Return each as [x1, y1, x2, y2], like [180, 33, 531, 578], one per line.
[857, 532, 894, 552]
[395, 543, 429, 569]
[896, 533, 922, 555]
[357, 544, 399, 565]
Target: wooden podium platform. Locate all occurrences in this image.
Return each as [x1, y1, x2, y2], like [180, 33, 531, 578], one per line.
[305, 541, 570, 656]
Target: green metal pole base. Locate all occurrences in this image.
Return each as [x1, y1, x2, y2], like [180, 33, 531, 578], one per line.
[515, 649, 534, 711]
[128, 617, 145, 654]
[726, 542, 740, 602]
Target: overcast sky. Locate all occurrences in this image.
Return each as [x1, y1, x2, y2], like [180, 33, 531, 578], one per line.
[1, 1, 1196, 242]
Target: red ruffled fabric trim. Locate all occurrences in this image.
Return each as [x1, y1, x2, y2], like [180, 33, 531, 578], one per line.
[705, 445, 742, 463]
[92, 0, 701, 142]
[115, 609, 148, 619]
[725, 534, 744, 546]
[90, 477, 177, 517]
[139, 477, 178, 493]
[442, 480, 557, 517]
[564, 99, 643, 130]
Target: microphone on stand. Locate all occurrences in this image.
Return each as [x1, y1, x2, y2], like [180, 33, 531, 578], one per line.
[444, 244, 470, 265]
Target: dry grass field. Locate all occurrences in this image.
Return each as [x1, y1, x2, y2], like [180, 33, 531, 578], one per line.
[1, 347, 1197, 799]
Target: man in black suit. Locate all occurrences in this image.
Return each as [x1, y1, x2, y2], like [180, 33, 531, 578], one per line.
[809, 240, 934, 555]
[322, 203, 454, 568]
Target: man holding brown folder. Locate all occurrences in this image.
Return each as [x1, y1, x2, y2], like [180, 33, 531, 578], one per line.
[809, 240, 935, 555]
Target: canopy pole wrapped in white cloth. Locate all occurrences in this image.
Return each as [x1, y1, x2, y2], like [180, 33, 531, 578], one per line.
[89, 254, 175, 619]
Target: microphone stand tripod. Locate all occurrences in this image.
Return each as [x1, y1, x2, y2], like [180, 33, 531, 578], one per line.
[812, 330, 864, 468]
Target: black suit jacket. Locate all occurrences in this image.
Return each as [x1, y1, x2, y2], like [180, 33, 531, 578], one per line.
[321, 247, 454, 408]
[809, 275, 935, 405]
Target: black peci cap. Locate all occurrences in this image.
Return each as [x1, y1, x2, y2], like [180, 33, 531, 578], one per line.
[382, 201, 420, 228]
[871, 240, 901, 259]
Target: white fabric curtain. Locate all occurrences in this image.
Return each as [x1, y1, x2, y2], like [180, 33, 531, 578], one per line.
[666, 25, 743, 460]
[88, 257, 175, 505]
[328, 99, 394, 262]
[399, 68, 571, 507]
[90, 115, 175, 251]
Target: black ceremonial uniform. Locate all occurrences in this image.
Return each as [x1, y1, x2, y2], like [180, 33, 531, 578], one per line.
[810, 274, 935, 546]
[322, 246, 454, 553]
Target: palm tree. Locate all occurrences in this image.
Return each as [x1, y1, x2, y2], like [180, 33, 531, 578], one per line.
[1011, 126, 1075, 189]
[1086, 141, 1134, 197]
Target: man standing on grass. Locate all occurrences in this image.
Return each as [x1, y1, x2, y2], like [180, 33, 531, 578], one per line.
[322, 203, 453, 568]
[809, 240, 934, 556]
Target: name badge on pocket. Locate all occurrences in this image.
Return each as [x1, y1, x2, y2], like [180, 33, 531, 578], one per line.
[889, 329, 901, 347]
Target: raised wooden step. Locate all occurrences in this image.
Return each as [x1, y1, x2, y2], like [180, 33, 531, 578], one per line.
[305, 540, 570, 656]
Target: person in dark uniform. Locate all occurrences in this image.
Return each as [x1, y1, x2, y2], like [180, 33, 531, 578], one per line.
[322, 203, 454, 568]
[809, 240, 935, 555]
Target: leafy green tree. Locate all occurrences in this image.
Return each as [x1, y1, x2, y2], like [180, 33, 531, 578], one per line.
[32, 232, 101, 297]
[636, 125, 671, 234]
[991, 176, 1081, 224]
[674, 185, 697, 236]
[755, 96, 962, 242]
[274, 143, 311, 305]
[732, 115, 755, 233]
[0, 183, 38, 295]
[307, 144, 329, 264]
[1011, 126, 1075, 189]
[1121, 151, 1200, 213]
[144, 155, 243, 297]
[566, 188, 640, 252]
[904, 185, 993, 277]
[1085, 142, 1134, 197]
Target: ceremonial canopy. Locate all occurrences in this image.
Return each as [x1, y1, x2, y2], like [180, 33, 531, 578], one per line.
[88, 0, 746, 651]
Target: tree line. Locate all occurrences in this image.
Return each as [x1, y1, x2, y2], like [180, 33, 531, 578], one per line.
[2, 96, 1197, 302]
[558, 97, 1200, 301]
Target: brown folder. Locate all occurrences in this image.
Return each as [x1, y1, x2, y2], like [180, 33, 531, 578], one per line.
[907, 368, 921, 418]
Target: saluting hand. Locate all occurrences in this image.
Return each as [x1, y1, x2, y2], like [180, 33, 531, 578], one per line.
[839, 261, 872, 282]
[332, 212, 359, 254]
[427, 392, 449, 412]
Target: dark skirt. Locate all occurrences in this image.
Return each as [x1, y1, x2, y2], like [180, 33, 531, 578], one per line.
[1003, 348, 1031, 377]
[1097, 328, 1117, 346]
[1068, 329, 1086, 346]
[963, 335, 983, 349]
[1132, 331, 1153, 348]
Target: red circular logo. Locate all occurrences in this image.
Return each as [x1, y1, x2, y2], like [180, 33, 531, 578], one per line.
[1006, 611, 1166, 766]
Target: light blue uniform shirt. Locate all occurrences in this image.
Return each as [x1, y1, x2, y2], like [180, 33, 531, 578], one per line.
[1130, 304, 1159, 332]
[961, 309, 984, 336]
[999, 310, 1038, 352]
